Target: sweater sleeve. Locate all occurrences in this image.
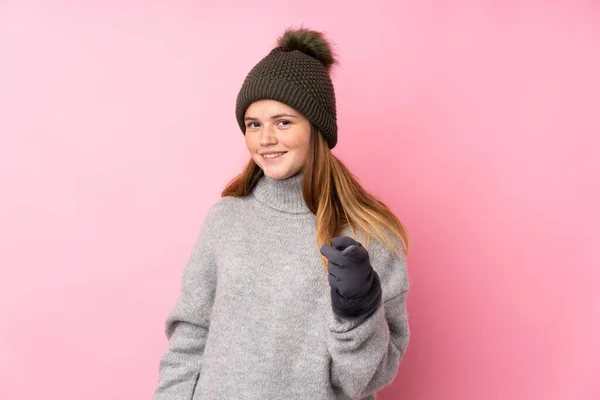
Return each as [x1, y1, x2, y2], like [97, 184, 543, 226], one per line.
[153, 205, 221, 400]
[326, 237, 410, 399]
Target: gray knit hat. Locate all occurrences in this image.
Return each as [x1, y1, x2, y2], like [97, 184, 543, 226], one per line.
[235, 28, 338, 149]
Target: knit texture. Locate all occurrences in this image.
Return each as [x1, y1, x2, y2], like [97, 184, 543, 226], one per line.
[235, 46, 338, 148]
[153, 173, 410, 400]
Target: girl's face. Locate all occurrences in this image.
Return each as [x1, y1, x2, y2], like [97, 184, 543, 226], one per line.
[244, 100, 311, 180]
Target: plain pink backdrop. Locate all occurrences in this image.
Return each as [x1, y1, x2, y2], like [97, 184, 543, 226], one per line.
[1, 1, 599, 399]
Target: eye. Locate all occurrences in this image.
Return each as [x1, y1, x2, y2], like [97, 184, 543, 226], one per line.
[247, 122, 260, 129]
[277, 120, 291, 127]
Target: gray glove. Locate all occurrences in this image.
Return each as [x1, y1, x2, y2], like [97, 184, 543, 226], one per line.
[320, 236, 382, 317]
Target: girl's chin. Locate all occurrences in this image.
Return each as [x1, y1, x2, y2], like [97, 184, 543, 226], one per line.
[261, 165, 300, 180]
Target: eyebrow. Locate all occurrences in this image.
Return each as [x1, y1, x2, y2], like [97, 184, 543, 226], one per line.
[244, 113, 299, 122]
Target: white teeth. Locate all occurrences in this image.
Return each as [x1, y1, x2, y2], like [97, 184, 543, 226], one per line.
[263, 152, 285, 159]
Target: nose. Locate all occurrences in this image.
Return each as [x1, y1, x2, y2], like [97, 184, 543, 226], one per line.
[259, 126, 277, 146]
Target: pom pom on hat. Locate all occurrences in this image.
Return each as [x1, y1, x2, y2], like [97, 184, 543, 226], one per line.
[276, 28, 338, 73]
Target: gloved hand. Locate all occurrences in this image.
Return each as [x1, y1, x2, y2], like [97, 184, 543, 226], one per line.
[320, 236, 382, 317]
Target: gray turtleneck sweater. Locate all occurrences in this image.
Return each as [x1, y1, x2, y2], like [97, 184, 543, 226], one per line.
[153, 173, 410, 400]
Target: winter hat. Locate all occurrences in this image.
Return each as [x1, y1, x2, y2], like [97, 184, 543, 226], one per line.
[235, 28, 338, 149]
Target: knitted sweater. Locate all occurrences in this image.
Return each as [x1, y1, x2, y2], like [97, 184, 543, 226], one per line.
[153, 172, 410, 400]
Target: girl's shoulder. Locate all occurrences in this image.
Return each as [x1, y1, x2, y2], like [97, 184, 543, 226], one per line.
[203, 195, 245, 225]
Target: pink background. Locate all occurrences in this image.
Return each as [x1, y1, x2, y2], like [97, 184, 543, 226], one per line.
[1, 1, 599, 399]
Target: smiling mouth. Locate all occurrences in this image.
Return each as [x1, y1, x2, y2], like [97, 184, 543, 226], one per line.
[262, 152, 287, 159]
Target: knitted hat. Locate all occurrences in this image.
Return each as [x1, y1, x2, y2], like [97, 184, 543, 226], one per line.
[235, 28, 338, 149]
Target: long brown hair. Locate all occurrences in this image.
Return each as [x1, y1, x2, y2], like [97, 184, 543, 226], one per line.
[222, 124, 410, 270]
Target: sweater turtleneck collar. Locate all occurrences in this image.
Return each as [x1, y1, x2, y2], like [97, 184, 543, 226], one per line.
[252, 172, 311, 215]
